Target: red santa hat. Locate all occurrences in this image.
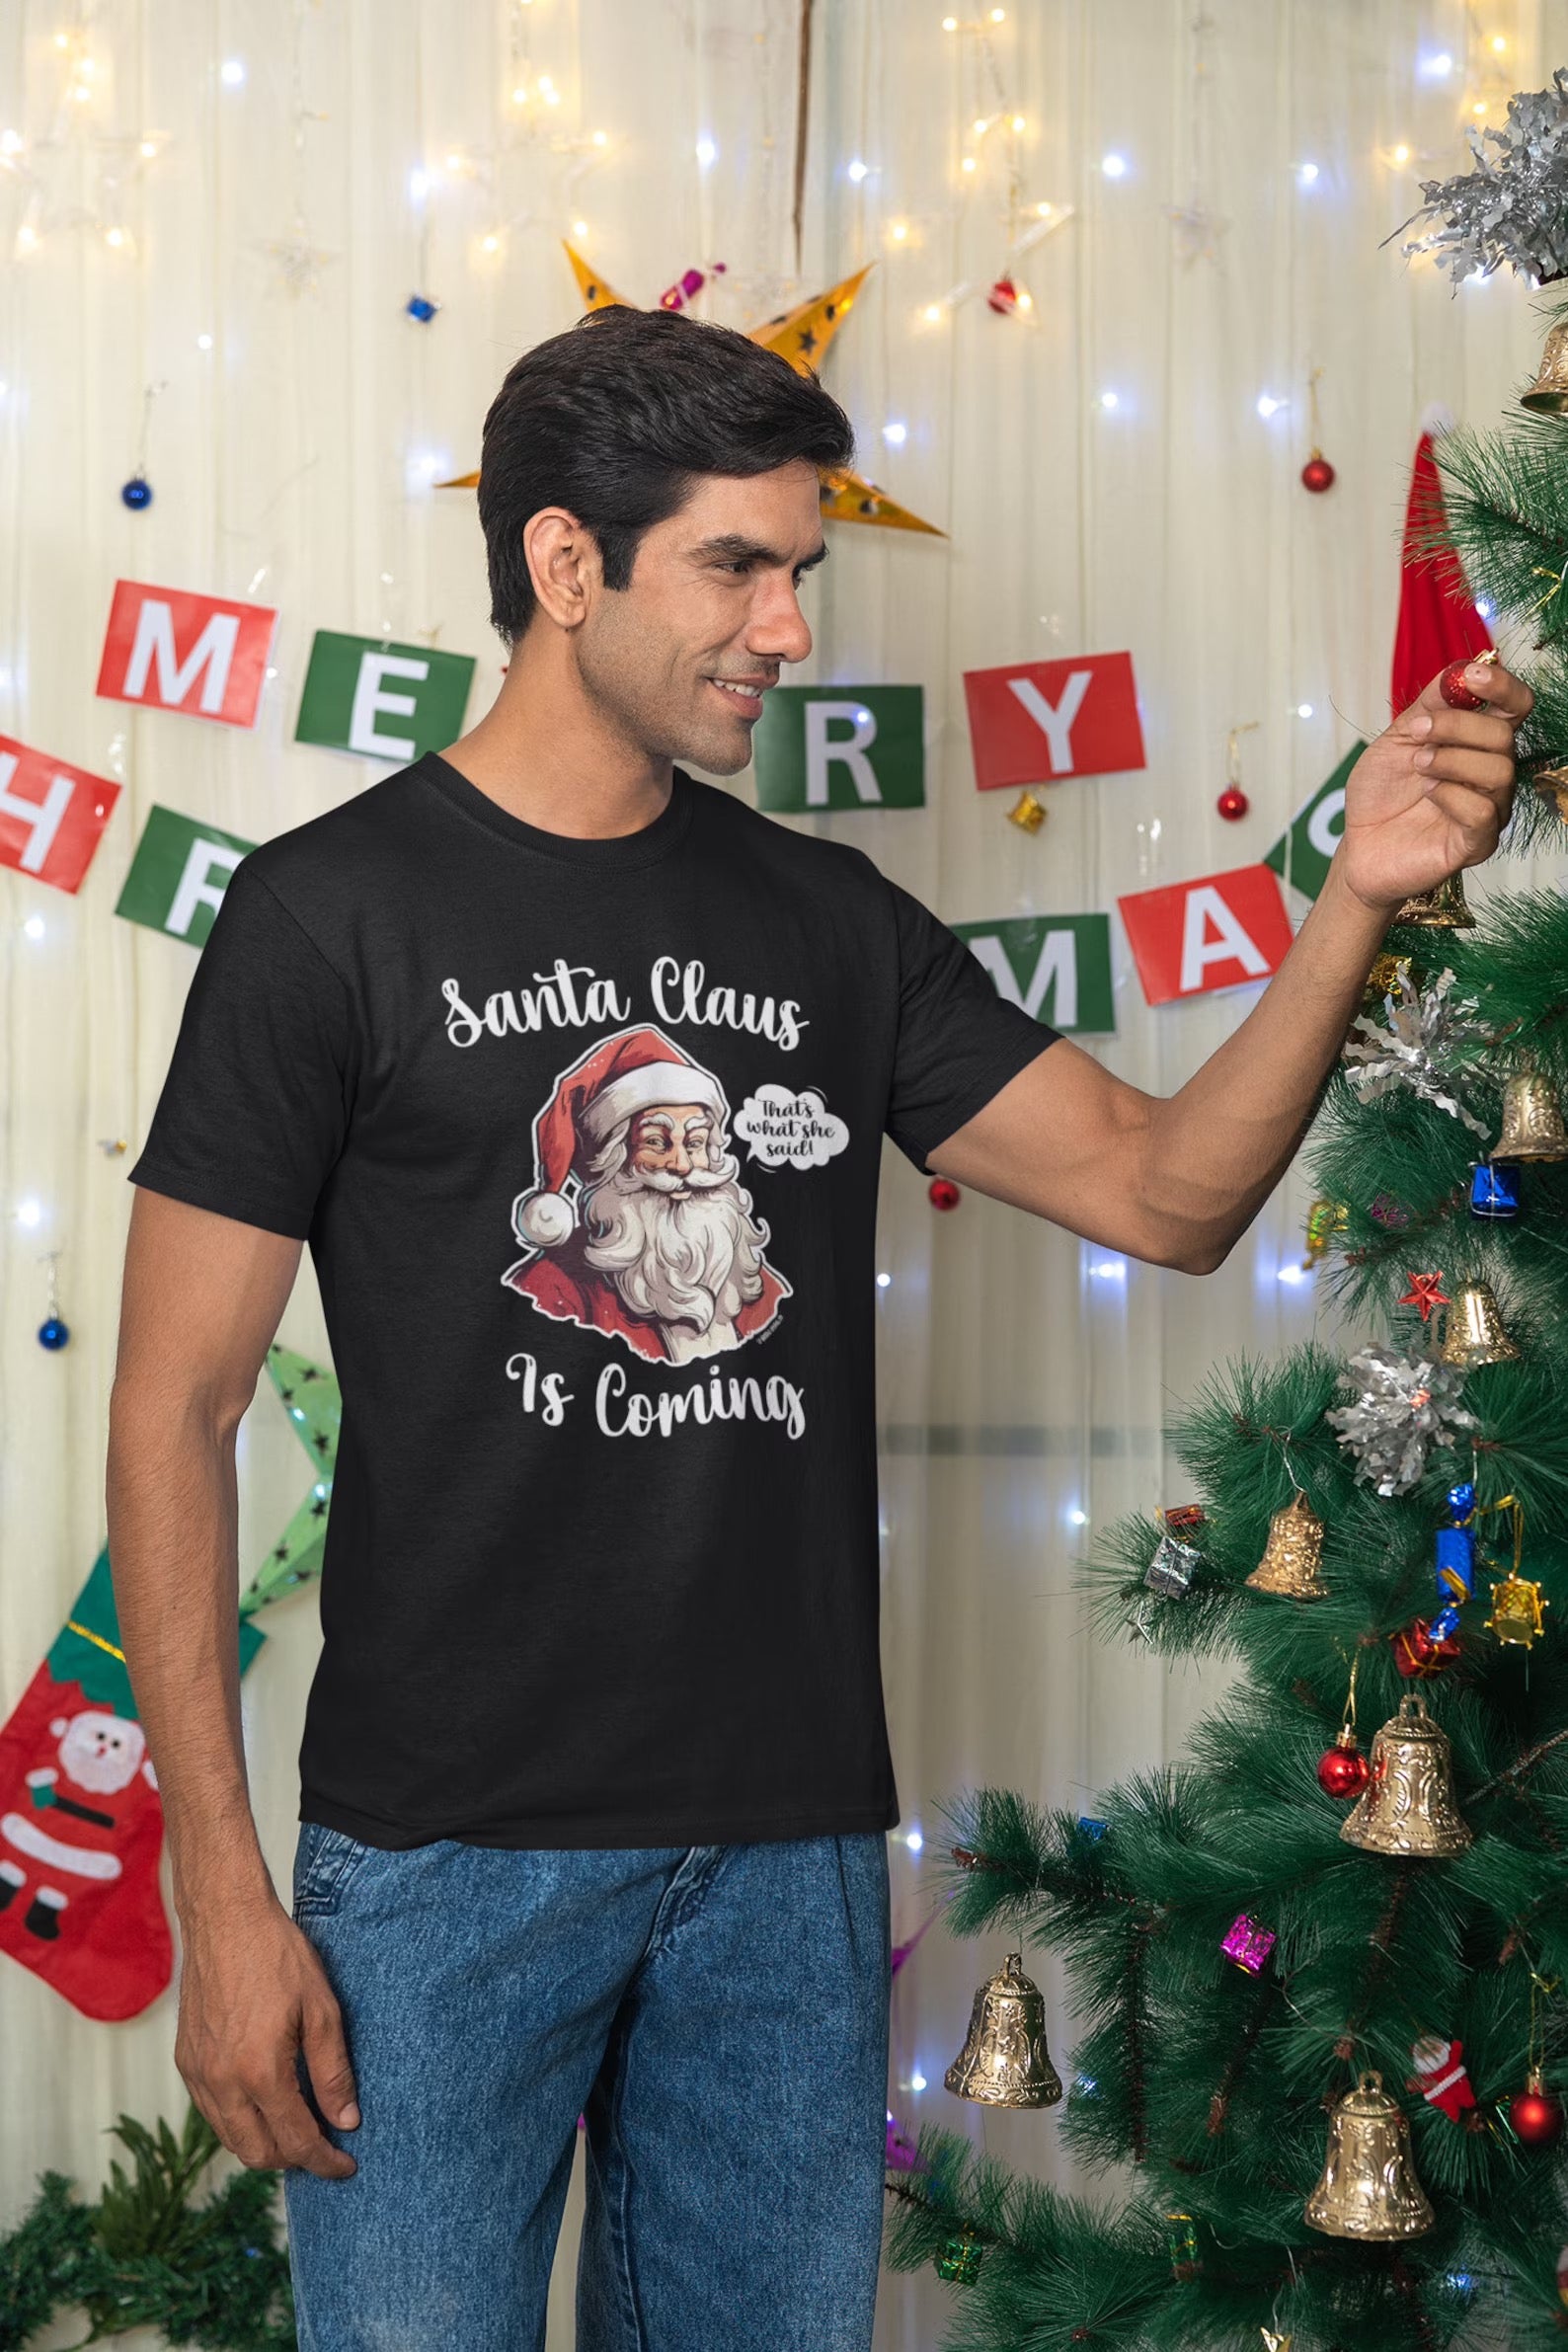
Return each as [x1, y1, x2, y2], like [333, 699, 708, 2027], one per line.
[511, 1025, 728, 1250]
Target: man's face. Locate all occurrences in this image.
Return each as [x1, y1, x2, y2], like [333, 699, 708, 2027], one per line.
[574, 461, 827, 775]
[628, 1102, 718, 1197]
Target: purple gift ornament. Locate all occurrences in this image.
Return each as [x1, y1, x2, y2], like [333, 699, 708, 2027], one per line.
[1220, 1912, 1276, 1975]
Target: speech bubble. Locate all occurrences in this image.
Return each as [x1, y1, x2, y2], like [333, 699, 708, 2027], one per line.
[735, 1085, 850, 1171]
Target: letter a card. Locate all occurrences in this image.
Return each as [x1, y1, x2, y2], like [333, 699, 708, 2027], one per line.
[962, 651, 1145, 792]
[1118, 865, 1294, 1006]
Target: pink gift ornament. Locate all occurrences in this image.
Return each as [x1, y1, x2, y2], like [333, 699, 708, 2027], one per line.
[1220, 1912, 1277, 1974]
[659, 260, 727, 312]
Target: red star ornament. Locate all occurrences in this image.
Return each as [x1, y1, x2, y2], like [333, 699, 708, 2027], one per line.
[1399, 1271, 1450, 1323]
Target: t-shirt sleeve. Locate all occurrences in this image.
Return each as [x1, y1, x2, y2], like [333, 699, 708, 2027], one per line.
[127, 860, 354, 1242]
[883, 875, 1061, 1171]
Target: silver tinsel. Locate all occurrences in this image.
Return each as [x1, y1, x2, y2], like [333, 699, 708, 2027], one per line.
[1325, 1345, 1479, 1497]
[1397, 70, 1568, 286]
[1341, 968, 1490, 1136]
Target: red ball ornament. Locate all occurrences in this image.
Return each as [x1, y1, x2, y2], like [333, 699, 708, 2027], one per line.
[1216, 786, 1249, 821]
[928, 1177, 962, 1212]
[1440, 655, 1494, 712]
[1317, 1729, 1371, 1800]
[1510, 2073, 1564, 2148]
[986, 275, 1020, 316]
[1300, 449, 1336, 494]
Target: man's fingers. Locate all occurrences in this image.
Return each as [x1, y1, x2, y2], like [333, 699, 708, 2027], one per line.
[253, 2066, 358, 2177]
[1417, 710, 1518, 758]
[300, 1996, 361, 2130]
[1413, 745, 1516, 797]
[1421, 778, 1510, 840]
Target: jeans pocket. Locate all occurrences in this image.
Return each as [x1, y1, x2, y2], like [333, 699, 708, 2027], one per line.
[292, 1822, 378, 1921]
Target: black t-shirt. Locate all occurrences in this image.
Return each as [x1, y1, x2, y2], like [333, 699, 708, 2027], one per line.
[128, 753, 1059, 1849]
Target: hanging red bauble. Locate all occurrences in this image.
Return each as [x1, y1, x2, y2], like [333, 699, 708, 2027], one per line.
[986, 275, 1020, 316]
[1440, 653, 1496, 711]
[1216, 786, 1249, 821]
[1300, 449, 1336, 494]
[1510, 2072, 1564, 2147]
[928, 1178, 962, 1212]
[1316, 1728, 1371, 1800]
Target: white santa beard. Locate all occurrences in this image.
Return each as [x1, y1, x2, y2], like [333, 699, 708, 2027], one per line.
[582, 1167, 769, 1333]
[59, 1719, 146, 1795]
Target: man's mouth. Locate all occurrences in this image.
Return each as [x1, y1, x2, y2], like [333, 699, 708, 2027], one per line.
[707, 676, 773, 719]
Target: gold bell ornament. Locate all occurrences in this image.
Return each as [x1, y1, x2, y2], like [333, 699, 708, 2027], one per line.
[1492, 1068, 1568, 1162]
[1246, 1491, 1330, 1602]
[1304, 2070, 1435, 2240]
[1437, 1280, 1522, 1369]
[1393, 872, 1476, 929]
[944, 1951, 1064, 2108]
[1522, 320, 1568, 415]
[1340, 1690, 1473, 1858]
[1534, 765, 1568, 825]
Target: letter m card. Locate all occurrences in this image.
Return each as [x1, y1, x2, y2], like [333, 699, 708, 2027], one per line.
[963, 651, 1145, 792]
[1118, 865, 1294, 1007]
[96, 580, 278, 729]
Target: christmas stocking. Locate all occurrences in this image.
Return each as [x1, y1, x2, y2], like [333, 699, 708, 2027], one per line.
[1390, 418, 1495, 716]
[0, 1550, 265, 2020]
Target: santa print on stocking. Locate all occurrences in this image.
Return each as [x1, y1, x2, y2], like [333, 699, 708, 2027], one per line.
[0, 1550, 264, 2020]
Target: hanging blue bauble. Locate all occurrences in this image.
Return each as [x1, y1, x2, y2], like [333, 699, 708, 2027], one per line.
[405, 293, 438, 323]
[120, 474, 153, 510]
[1470, 1161, 1520, 1219]
[38, 1315, 69, 1351]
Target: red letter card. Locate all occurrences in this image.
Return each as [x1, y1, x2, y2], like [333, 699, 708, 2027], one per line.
[96, 580, 278, 729]
[963, 650, 1146, 792]
[0, 736, 121, 895]
[1119, 865, 1294, 1006]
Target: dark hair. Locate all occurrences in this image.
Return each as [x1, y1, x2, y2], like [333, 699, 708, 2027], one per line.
[477, 303, 856, 642]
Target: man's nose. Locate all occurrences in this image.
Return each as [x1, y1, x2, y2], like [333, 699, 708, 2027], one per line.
[748, 575, 813, 666]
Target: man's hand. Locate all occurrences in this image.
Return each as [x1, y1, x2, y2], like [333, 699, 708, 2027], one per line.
[175, 1890, 359, 2179]
[1337, 657, 1533, 914]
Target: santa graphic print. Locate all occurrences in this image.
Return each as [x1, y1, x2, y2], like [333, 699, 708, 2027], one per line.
[503, 1025, 791, 1366]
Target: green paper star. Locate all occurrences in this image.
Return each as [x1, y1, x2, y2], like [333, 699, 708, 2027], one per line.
[239, 1343, 341, 1618]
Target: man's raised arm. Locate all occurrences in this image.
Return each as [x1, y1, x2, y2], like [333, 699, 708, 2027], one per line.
[106, 1187, 357, 2178]
[929, 659, 1531, 1272]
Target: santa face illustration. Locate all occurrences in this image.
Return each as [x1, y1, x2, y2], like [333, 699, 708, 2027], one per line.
[503, 1027, 791, 1366]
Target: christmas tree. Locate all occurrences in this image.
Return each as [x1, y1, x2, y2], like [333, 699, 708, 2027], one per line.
[884, 86, 1568, 2352]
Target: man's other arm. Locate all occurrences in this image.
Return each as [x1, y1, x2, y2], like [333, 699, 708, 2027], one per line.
[106, 1188, 357, 2177]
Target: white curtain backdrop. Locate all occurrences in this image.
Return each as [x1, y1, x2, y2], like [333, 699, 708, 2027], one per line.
[2, 3, 1566, 2345]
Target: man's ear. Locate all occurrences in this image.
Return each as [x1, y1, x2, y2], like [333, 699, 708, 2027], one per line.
[521, 507, 600, 631]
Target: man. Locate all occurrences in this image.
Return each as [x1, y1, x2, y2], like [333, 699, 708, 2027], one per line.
[106, 300, 1528, 2351]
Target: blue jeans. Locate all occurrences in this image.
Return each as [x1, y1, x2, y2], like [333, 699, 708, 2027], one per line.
[282, 1823, 892, 2349]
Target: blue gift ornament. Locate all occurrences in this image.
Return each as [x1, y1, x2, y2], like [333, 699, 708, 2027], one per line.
[1436, 1482, 1476, 1603]
[1470, 1161, 1520, 1219]
[1429, 1600, 1463, 1644]
[405, 292, 438, 323]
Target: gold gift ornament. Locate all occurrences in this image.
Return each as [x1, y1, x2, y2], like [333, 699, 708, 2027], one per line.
[944, 1951, 1063, 2108]
[1245, 1492, 1330, 1601]
[1304, 2070, 1435, 2240]
[1340, 1691, 1473, 1858]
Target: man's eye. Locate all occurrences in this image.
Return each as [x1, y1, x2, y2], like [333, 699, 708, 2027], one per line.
[721, 559, 752, 575]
